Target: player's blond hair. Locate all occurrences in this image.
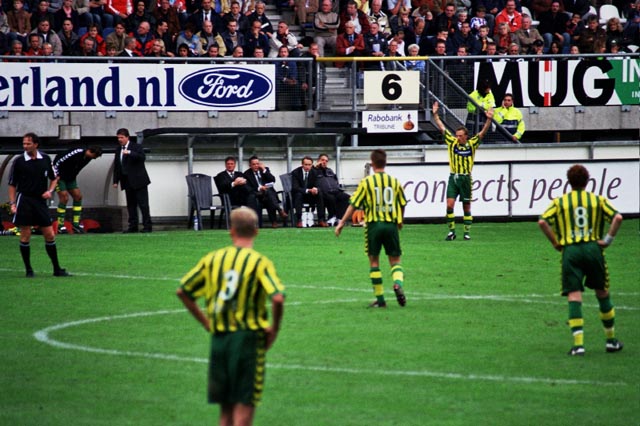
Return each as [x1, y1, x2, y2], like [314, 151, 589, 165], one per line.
[231, 207, 258, 237]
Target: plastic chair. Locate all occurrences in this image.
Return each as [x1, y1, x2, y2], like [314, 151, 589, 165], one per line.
[599, 4, 626, 25]
[186, 173, 223, 230]
[278, 173, 297, 227]
[521, 6, 539, 27]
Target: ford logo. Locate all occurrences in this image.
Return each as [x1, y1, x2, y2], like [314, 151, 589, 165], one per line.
[179, 67, 273, 107]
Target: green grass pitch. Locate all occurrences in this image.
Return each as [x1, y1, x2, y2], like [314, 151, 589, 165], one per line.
[1, 220, 638, 426]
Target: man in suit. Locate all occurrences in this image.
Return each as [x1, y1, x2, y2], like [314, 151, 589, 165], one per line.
[291, 156, 328, 228]
[112, 128, 152, 233]
[214, 156, 256, 209]
[118, 36, 141, 56]
[244, 155, 287, 228]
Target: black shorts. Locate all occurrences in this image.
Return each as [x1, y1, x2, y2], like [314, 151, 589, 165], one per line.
[13, 194, 53, 227]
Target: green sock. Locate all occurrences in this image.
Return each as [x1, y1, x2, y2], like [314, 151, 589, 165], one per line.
[72, 201, 82, 226]
[446, 209, 455, 231]
[568, 301, 584, 347]
[463, 213, 472, 234]
[57, 204, 66, 226]
[370, 267, 384, 304]
[391, 264, 404, 288]
[597, 296, 616, 340]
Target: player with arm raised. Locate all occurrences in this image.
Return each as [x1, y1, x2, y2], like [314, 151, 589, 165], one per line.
[431, 101, 493, 241]
[335, 149, 407, 308]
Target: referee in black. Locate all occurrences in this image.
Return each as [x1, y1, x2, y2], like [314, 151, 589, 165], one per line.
[8, 133, 70, 278]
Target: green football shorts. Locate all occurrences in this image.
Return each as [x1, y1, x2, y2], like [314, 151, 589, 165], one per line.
[561, 242, 609, 296]
[365, 221, 402, 257]
[446, 173, 472, 203]
[208, 330, 266, 406]
[56, 179, 79, 192]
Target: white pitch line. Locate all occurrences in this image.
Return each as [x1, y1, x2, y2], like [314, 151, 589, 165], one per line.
[33, 308, 629, 387]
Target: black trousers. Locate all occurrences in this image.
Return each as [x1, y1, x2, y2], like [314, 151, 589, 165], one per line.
[294, 192, 325, 221]
[124, 184, 152, 230]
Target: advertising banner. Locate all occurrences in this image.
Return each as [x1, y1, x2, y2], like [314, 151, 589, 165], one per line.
[475, 58, 640, 106]
[362, 110, 418, 133]
[363, 71, 420, 104]
[0, 63, 276, 111]
[386, 160, 639, 218]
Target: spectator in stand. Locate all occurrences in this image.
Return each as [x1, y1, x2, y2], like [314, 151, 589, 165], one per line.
[132, 19, 154, 53]
[197, 18, 223, 54]
[30, 0, 54, 30]
[494, 21, 511, 51]
[293, 0, 317, 35]
[605, 17, 625, 48]
[538, 0, 569, 53]
[363, 21, 387, 70]
[575, 14, 606, 53]
[476, 24, 493, 53]
[223, 1, 248, 34]
[221, 18, 243, 55]
[105, 20, 124, 51]
[243, 16, 268, 56]
[5, 38, 25, 56]
[31, 17, 61, 53]
[313, 0, 338, 56]
[291, 156, 328, 228]
[86, 0, 113, 32]
[248, 1, 273, 37]
[477, 0, 499, 33]
[624, 0, 640, 46]
[275, 45, 299, 110]
[189, 0, 223, 33]
[432, 36, 447, 56]
[299, 41, 323, 109]
[336, 19, 364, 68]
[494, 0, 521, 35]
[118, 34, 140, 55]
[315, 153, 350, 224]
[125, 0, 154, 32]
[494, 93, 524, 142]
[548, 39, 560, 54]
[153, 0, 180, 36]
[368, 0, 390, 37]
[268, 20, 298, 57]
[449, 20, 479, 54]
[406, 16, 430, 54]
[389, 6, 413, 36]
[24, 31, 41, 54]
[531, 0, 554, 18]
[75, 33, 95, 54]
[434, 2, 457, 37]
[466, 78, 495, 135]
[405, 43, 425, 72]
[8, 0, 31, 48]
[106, 0, 132, 26]
[387, 0, 411, 17]
[512, 14, 542, 53]
[566, 12, 585, 41]
[390, 29, 405, 53]
[53, 0, 78, 31]
[485, 39, 498, 57]
[453, 7, 468, 32]
[79, 22, 104, 53]
[153, 18, 174, 53]
[339, 0, 370, 35]
[469, 5, 486, 34]
[205, 41, 222, 57]
[145, 36, 167, 55]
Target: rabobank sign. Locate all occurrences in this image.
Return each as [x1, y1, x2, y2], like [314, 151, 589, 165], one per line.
[0, 63, 276, 111]
[179, 67, 273, 108]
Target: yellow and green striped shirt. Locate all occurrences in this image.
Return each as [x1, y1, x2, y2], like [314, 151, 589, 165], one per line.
[540, 190, 618, 246]
[443, 131, 481, 174]
[350, 172, 407, 224]
[180, 246, 285, 334]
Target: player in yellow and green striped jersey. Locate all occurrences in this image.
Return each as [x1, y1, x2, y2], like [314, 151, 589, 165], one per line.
[177, 207, 285, 425]
[335, 149, 407, 308]
[538, 165, 624, 356]
[432, 101, 493, 241]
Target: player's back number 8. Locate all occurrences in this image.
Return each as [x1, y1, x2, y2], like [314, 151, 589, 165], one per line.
[382, 74, 402, 101]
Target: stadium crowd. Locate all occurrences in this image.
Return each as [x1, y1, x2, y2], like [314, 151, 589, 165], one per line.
[1, 0, 638, 59]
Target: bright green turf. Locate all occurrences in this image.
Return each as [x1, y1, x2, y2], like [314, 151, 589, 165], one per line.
[0, 220, 638, 426]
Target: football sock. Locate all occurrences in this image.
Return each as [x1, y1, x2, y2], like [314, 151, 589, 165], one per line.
[45, 240, 61, 271]
[391, 264, 404, 288]
[57, 203, 66, 226]
[568, 301, 584, 347]
[20, 242, 32, 272]
[370, 267, 384, 304]
[72, 201, 82, 225]
[463, 214, 472, 234]
[597, 296, 616, 340]
[446, 209, 455, 231]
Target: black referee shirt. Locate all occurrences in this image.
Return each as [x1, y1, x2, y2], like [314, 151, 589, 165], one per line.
[8, 151, 56, 197]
